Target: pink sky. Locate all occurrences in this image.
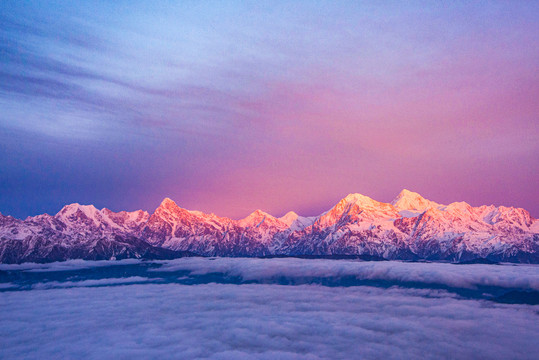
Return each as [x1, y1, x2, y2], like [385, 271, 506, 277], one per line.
[1, 1, 538, 218]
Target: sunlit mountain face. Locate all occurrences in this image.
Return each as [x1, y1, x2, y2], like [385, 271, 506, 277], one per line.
[1, 190, 537, 264]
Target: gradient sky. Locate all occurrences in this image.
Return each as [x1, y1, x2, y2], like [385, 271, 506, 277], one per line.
[1, 1, 538, 219]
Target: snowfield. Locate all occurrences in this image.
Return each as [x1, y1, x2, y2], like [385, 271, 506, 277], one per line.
[1, 258, 538, 359]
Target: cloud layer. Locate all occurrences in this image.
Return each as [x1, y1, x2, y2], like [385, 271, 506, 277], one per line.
[2, 257, 538, 293]
[1, 258, 538, 358]
[153, 257, 539, 291]
[1, 282, 538, 359]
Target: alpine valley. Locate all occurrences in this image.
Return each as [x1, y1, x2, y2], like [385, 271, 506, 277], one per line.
[1, 190, 537, 264]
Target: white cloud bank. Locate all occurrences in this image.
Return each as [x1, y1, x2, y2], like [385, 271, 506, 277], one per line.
[153, 257, 539, 291]
[0, 258, 141, 272]
[0, 282, 538, 359]
[1, 258, 538, 359]
[31, 276, 159, 290]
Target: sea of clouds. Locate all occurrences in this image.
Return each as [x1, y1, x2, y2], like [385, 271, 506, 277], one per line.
[2, 257, 537, 293]
[153, 257, 539, 291]
[1, 258, 538, 359]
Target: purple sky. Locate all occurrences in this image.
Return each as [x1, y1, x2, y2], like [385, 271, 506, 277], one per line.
[1, 1, 538, 219]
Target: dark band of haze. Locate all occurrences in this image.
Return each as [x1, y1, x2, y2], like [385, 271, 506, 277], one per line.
[0, 1, 538, 219]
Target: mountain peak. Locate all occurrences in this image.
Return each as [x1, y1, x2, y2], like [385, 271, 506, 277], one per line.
[343, 193, 377, 205]
[396, 189, 420, 198]
[248, 209, 271, 219]
[391, 189, 424, 204]
[279, 211, 299, 225]
[158, 197, 179, 209]
[317, 193, 388, 227]
[337, 193, 389, 212]
[55, 203, 102, 226]
[152, 198, 184, 218]
[57, 203, 98, 216]
[391, 189, 442, 212]
[238, 209, 274, 227]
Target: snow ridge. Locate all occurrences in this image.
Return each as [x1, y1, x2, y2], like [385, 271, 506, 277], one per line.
[0, 190, 537, 263]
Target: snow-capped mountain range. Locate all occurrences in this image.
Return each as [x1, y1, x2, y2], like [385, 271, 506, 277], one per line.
[1, 190, 537, 263]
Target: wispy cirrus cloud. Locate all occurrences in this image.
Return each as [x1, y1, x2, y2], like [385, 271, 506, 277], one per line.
[0, 1, 538, 219]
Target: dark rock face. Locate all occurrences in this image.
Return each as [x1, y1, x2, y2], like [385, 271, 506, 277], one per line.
[1, 190, 538, 263]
